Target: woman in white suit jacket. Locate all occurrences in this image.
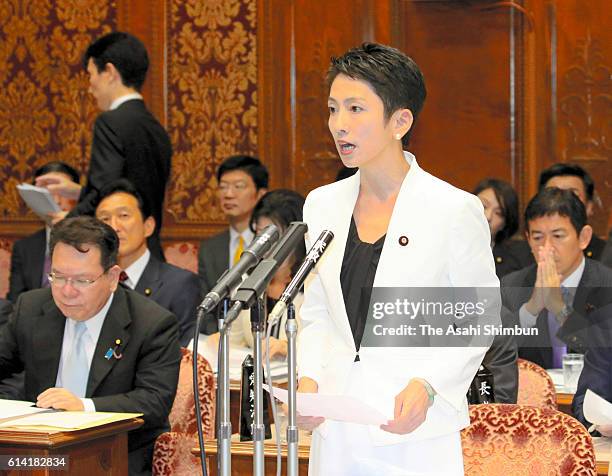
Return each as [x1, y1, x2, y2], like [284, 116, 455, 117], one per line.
[296, 44, 499, 475]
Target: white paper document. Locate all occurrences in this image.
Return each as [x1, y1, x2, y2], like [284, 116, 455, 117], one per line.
[0, 400, 50, 422]
[0, 411, 137, 429]
[584, 390, 612, 426]
[17, 183, 60, 217]
[189, 334, 287, 381]
[264, 385, 389, 426]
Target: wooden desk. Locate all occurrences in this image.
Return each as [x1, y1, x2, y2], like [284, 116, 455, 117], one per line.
[195, 429, 310, 476]
[0, 418, 143, 476]
[556, 391, 574, 415]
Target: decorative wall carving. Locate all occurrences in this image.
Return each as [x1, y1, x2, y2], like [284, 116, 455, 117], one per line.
[559, 31, 611, 163]
[165, 0, 257, 227]
[0, 0, 116, 226]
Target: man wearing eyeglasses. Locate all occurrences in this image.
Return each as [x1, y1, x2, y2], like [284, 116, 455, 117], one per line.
[197, 155, 268, 334]
[0, 216, 181, 476]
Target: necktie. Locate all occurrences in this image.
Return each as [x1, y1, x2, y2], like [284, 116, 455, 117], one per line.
[547, 286, 571, 369]
[41, 254, 51, 287]
[233, 236, 244, 265]
[119, 271, 129, 283]
[63, 321, 89, 397]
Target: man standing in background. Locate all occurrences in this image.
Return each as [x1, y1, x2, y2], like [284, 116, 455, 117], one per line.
[36, 32, 172, 261]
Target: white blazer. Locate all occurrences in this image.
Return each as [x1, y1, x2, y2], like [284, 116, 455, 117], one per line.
[297, 152, 500, 446]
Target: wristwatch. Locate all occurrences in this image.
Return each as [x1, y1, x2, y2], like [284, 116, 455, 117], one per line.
[414, 378, 436, 406]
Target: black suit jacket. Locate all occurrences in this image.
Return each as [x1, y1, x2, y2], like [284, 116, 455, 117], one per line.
[602, 234, 612, 268]
[572, 345, 612, 427]
[197, 230, 230, 334]
[134, 256, 201, 346]
[71, 99, 172, 260]
[501, 259, 612, 369]
[0, 287, 181, 476]
[492, 239, 533, 279]
[7, 229, 46, 303]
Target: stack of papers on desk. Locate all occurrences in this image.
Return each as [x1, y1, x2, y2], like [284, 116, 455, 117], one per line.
[0, 400, 142, 431]
[17, 184, 60, 217]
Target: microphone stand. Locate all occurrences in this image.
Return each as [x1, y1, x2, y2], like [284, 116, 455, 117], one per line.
[217, 299, 232, 476]
[285, 303, 299, 476]
[251, 296, 266, 476]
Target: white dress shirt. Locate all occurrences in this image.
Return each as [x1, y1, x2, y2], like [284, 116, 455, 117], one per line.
[109, 92, 143, 111]
[56, 293, 114, 411]
[121, 249, 151, 290]
[519, 257, 586, 328]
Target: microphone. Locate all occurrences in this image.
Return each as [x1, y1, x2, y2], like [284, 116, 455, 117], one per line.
[198, 224, 280, 314]
[268, 230, 334, 324]
[222, 222, 308, 328]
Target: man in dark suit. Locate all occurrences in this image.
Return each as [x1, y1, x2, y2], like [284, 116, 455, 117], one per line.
[539, 163, 607, 261]
[0, 217, 181, 475]
[501, 188, 612, 369]
[197, 155, 268, 333]
[572, 342, 612, 434]
[9, 161, 80, 302]
[602, 231, 612, 268]
[36, 32, 171, 261]
[96, 179, 200, 346]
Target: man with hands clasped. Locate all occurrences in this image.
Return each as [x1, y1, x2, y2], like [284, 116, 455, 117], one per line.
[502, 187, 612, 370]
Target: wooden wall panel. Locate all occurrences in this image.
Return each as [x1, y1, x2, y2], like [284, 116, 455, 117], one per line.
[553, 0, 611, 235]
[394, 0, 519, 196]
[258, 0, 394, 195]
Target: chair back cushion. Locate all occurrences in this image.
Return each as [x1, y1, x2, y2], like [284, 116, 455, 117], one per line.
[462, 404, 596, 475]
[517, 358, 557, 410]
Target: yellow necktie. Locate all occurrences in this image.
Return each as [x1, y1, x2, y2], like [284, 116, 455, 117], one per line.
[233, 236, 244, 265]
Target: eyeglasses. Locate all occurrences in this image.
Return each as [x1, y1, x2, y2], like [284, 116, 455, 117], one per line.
[217, 181, 250, 193]
[47, 271, 107, 289]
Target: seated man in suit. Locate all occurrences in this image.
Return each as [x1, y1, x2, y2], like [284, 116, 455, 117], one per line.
[572, 344, 612, 434]
[95, 180, 201, 346]
[502, 187, 612, 369]
[197, 155, 268, 333]
[8, 161, 80, 302]
[539, 163, 607, 261]
[0, 216, 181, 475]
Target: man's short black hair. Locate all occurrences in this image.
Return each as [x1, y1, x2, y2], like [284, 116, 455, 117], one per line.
[34, 161, 80, 184]
[538, 163, 594, 201]
[473, 178, 519, 244]
[525, 187, 587, 235]
[97, 179, 152, 220]
[83, 32, 149, 91]
[217, 155, 269, 190]
[327, 42, 427, 147]
[50, 216, 119, 271]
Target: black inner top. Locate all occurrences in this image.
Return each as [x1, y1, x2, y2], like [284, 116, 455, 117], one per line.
[340, 216, 386, 359]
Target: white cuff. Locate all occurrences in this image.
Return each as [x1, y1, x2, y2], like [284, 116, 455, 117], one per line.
[81, 398, 96, 412]
[519, 303, 538, 328]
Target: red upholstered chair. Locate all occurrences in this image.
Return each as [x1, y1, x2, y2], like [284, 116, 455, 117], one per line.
[152, 348, 215, 475]
[164, 241, 199, 274]
[517, 358, 557, 410]
[462, 404, 596, 475]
